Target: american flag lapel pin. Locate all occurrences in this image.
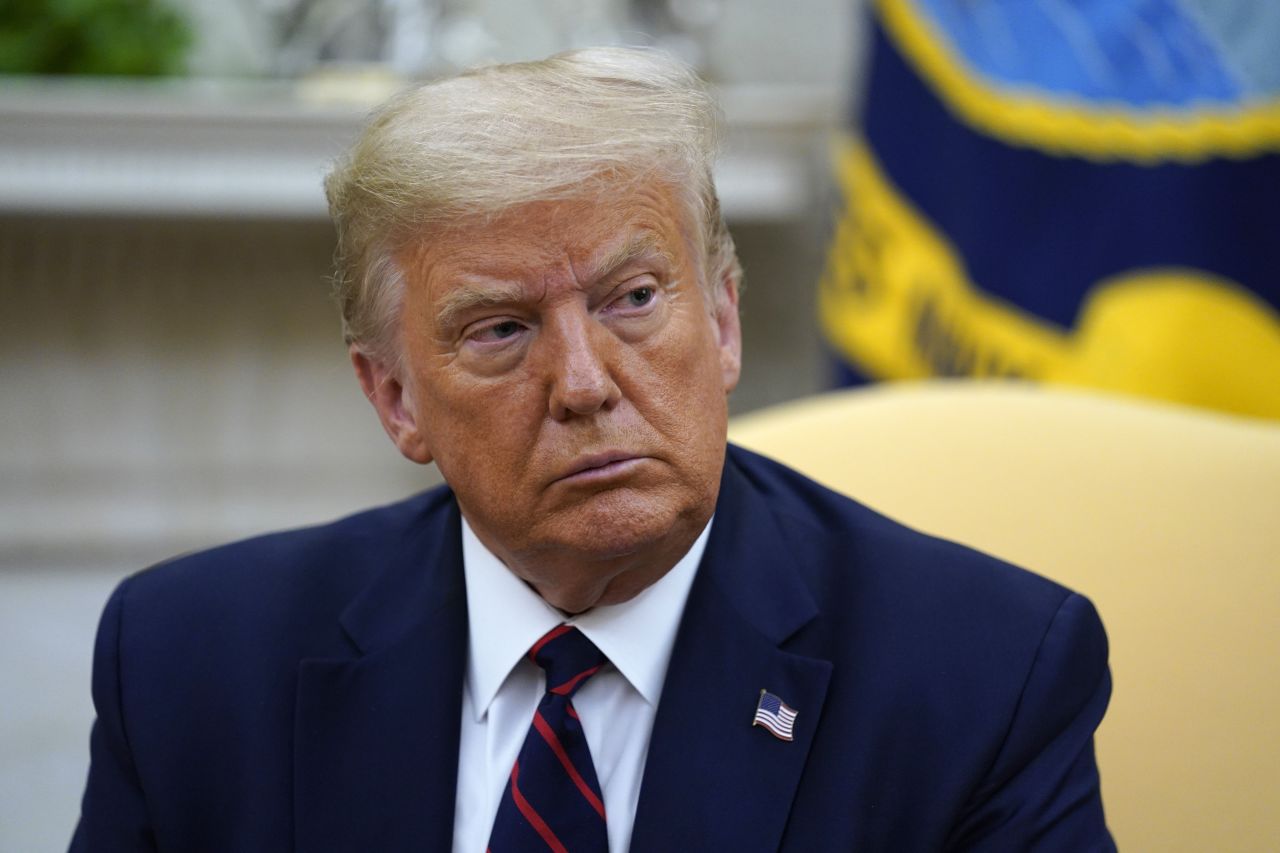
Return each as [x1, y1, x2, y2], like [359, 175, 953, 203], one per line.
[752, 689, 798, 742]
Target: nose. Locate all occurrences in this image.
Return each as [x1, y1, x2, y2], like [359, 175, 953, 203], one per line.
[544, 309, 622, 421]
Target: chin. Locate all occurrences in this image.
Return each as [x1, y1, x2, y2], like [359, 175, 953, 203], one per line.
[542, 486, 703, 562]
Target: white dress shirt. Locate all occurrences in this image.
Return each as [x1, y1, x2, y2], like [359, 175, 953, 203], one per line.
[451, 516, 711, 853]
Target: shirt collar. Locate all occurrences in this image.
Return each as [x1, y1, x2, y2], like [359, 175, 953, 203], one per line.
[462, 514, 711, 721]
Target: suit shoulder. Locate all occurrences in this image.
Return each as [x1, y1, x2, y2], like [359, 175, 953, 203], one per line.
[117, 486, 453, 630]
[726, 443, 1078, 623]
[726, 444, 1109, 754]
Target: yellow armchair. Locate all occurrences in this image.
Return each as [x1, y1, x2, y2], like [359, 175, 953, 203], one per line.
[729, 381, 1280, 852]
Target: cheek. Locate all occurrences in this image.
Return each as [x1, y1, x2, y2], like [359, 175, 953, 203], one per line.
[632, 317, 729, 438]
[418, 371, 546, 471]
[669, 309, 727, 390]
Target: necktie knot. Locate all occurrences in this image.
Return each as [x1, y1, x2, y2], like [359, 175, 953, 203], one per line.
[528, 624, 606, 699]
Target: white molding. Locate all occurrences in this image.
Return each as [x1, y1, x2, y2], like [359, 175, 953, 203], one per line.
[0, 76, 841, 221]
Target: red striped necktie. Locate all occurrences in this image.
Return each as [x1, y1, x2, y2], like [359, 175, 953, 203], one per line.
[487, 624, 609, 852]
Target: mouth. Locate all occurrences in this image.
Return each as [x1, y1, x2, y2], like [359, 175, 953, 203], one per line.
[555, 451, 650, 486]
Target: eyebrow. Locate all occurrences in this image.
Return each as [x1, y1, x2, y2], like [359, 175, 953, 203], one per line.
[434, 282, 526, 333]
[432, 232, 678, 332]
[589, 232, 677, 282]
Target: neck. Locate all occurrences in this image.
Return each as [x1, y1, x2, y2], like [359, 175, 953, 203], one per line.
[469, 510, 711, 614]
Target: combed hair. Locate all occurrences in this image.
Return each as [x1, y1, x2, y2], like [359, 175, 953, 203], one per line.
[325, 46, 741, 360]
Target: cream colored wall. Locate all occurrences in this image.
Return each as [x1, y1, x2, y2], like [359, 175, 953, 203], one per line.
[0, 216, 428, 567]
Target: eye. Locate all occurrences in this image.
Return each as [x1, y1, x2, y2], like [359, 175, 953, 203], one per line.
[604, 281, 660, 323]
[490, 320, 521, 339]
[626, 286, 655, 307]
[470, 319, 525, 344]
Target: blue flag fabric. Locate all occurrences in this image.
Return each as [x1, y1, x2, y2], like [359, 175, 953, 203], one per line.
[820, 0, 1280, 419]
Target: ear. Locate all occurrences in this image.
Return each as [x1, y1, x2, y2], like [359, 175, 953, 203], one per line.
[350, 345, 433, 464]
[712, 270, 742, 393]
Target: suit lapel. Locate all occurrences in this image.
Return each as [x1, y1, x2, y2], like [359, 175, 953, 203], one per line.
[630, 453, 833, 853]
[294, 497, 467, 853]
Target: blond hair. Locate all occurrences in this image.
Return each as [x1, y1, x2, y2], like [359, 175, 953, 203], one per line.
[325, 46, 740, 359]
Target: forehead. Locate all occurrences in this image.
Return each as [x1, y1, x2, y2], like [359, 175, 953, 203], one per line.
[405, 181, 700, 292]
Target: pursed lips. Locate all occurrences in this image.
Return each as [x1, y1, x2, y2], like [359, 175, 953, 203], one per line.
[554, 450, 649, 485]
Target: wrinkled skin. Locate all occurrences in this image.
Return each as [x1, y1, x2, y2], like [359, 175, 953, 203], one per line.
[353, 181, 741, 613]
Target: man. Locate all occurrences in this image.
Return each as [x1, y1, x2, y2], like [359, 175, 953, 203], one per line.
[71, 48, 1114, 851]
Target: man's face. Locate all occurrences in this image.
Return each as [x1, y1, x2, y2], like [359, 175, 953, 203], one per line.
[356, 181, 741, 611]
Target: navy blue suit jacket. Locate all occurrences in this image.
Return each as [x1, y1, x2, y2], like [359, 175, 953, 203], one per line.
[72, 445, 1114, 851]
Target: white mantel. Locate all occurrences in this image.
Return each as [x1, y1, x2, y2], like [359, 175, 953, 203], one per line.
[0, 75, 842, 221]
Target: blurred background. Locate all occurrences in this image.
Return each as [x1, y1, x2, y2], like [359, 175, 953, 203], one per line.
[3, 0, 1278, 849]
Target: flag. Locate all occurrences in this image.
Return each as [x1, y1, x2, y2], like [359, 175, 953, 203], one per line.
[753, 690, 797, 742]
[820, 0, 1280, 419]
